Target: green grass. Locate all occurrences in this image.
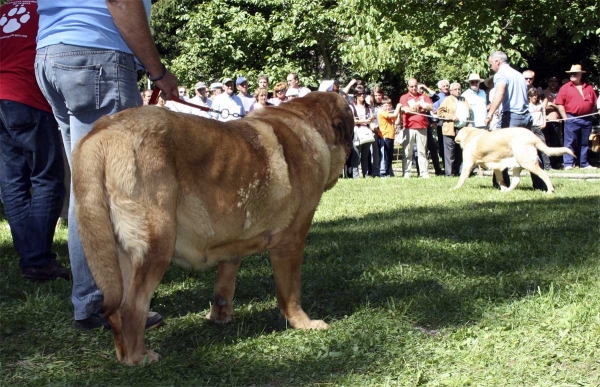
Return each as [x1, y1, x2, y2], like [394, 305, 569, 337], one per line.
[1, 175, 599, 386]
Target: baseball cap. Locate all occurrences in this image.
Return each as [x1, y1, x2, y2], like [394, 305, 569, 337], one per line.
[194, 81, 207, 90]
[222, 78, 233, 85]
[210, 82, 223, 90]
[236, 76, 248, 86]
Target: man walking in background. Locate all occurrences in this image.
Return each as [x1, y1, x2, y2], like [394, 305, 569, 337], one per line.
[484, 51, 544, 190]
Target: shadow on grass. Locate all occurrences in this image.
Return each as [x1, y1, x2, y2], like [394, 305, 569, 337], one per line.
[151, 195, 598, 335]
[1, 193, 599, 385]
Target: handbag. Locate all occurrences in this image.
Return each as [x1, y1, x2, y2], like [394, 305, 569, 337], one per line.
[355, 125, 375, 145]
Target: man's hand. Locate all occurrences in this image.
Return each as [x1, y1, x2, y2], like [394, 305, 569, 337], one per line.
[155, 69, 179, 100]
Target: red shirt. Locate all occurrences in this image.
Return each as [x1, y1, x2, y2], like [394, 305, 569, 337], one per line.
[0, 0, 52, 113]
[555, 81, 598, 116]
[399, 92, 432, 129]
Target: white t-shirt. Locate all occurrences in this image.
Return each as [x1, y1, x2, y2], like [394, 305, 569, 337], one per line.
[211, 93, 245, 122]
[188, 96, 212, 118]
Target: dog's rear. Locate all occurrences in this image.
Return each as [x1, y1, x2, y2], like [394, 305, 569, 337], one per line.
[73, 108, 178, 364]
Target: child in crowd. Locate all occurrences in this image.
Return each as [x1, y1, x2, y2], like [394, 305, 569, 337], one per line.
[528, 88, 550, 170]
[377, 97, 402, 177]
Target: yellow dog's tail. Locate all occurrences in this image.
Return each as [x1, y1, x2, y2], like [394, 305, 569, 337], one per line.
[72, 120, 123, 318]
[535, 141, 576, 158]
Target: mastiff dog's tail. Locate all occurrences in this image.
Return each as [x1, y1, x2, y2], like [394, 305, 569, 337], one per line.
[72, 119, 125, 319]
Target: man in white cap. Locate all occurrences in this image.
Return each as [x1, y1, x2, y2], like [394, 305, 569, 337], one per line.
[236, 76, 255, 112]
[462, 73, 488, 128]
[209, 82, 223, 100]
[555, 64, 598, 169]
[188, 81, 212, 118]
[211, 78, 245, 122]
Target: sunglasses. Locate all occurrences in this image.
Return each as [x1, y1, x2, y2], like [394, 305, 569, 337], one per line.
[524, 77, 533, 80]
[469, 81, 479, 85]
[276, 90, 285, 94]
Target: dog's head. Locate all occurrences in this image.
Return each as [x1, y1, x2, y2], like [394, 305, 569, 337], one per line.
[286, 92, 355, 152]
[455, 126, 477, 147]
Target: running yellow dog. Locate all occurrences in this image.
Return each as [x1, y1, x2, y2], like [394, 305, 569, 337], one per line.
[452, 126, 575, 193]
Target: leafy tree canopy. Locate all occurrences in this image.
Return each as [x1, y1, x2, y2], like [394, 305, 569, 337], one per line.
[49, 0, 597, 95]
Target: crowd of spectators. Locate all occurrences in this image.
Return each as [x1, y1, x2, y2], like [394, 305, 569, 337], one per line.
[156, 55, 598, 180]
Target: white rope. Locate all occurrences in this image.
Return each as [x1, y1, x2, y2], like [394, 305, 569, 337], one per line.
[406, 111, 478, 124]
[406, 110, 599, 124]
[547, 111, 599, 122]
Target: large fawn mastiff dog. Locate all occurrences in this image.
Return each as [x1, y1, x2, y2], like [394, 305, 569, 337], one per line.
[451, 126, 575, 193]
[72, 92, 354, 365]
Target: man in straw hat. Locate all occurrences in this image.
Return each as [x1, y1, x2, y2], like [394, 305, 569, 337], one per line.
[462, 73, 488, 128]
[555, 64, 599, 170]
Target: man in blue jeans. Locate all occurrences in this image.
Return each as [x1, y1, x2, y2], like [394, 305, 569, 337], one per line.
[35, 0, 179, 330]
[484, 51, 545, 191]
[0, 0, 69, 282]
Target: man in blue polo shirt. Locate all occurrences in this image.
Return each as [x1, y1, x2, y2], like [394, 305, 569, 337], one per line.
[484, 51, 545, 190]
[35, 0, 179, 330]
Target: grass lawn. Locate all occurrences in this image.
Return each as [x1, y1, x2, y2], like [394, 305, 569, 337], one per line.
[1, 174, 599, 386]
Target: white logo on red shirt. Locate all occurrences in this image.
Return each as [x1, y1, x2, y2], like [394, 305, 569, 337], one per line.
[0, 6, 30, 34]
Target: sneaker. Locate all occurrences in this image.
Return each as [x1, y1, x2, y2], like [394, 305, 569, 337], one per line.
[564, 166, 574, 170]
[581, 165, 597, 170]
[74, 310, 164, 331]
[421, 175, 431, 179]
[22, 261, 72, 281]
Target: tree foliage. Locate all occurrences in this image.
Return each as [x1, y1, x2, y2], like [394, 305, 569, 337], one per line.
[149, 0, 599, 91]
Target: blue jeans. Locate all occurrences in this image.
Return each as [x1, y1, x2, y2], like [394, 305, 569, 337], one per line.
[35, 44, 142, 320]
[493, 111, 541, 189]
[563, 115, 592, 168]
[0, 101, 65, 269]
[381, 138, 395, 177]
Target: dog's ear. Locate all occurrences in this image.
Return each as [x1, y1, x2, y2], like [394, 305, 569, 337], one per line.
[329, 94, 354, 148]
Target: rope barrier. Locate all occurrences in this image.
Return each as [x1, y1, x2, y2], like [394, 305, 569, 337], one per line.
[148, 87, 244, 119]
[405, 110, 599, 125]
[546, 111, 599, 122]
